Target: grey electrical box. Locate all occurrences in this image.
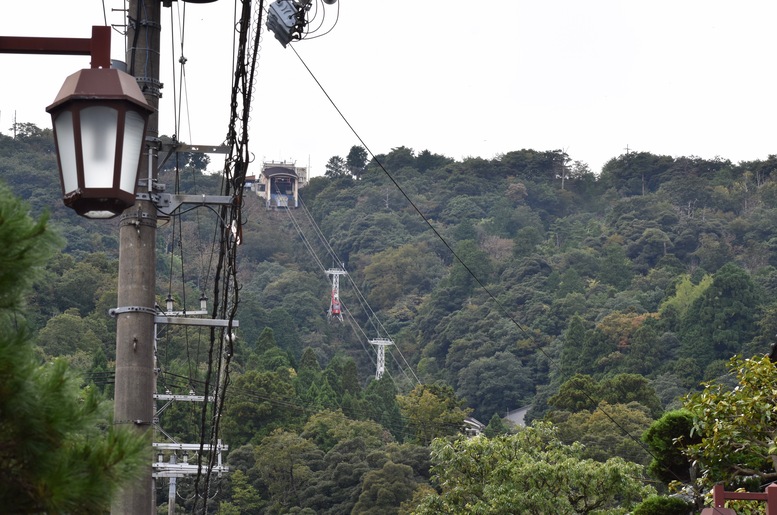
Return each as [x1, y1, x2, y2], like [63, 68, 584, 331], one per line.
[266, 0, 297, 47]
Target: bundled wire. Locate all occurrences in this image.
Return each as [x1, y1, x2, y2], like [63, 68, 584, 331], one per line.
[191, 0, 265, 512]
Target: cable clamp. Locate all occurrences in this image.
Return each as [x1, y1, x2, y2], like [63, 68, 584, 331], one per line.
[114, 419, 153, 426]
[109, 306, 158, 317]
[138, 19, 162, 30]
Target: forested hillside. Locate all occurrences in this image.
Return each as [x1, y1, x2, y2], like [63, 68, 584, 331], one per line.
[4, 125, 777, 512]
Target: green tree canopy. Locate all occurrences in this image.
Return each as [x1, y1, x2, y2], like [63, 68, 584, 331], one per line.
[641, 409, 698, 484]
[222, 368, 301, 444]
[554, 401, 654, 465]
[659, 274, 713, 323]
[549, 373, 662, 419]
[300, 409, 390, 453]
[362, 242, 444, 311]
[0, 183, 60, 313]
[680, 263, 761, 370]
[254, 429, 323, 510]
[36, 308, 103, 358]
[456, 351, 532, 420]
[683, 355, 777, 485]
[397, 384, 472, 445]
[600, 151, 674, 196]
[483, 413, 511, 437]
[352, 461, 418, 514]
[325, 155, 350, 178]
[363, 377, 404, 440]
[411, 422, 654, 514]
[346, 145, 368, 178]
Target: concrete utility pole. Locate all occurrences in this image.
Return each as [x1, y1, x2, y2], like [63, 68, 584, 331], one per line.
[112, 0, 161, 512]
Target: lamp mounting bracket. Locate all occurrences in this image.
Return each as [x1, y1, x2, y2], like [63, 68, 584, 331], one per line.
[148, 193, 235, 216]
[145, 136, 163, 150]
[135, 76, 163, 98]
[0, 26, 111, 68]
[157, 141, 230, 174]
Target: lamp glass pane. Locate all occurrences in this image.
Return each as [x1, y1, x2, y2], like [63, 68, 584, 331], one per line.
[82, 210, 119, 219]
[120, 111, 146, 194]
[54, 111, 78, 193]
[80, 106, 118, 188]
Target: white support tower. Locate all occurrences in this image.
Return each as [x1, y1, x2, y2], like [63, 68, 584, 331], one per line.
[325, 268, 347, 321]
[370, 338, 394, 380]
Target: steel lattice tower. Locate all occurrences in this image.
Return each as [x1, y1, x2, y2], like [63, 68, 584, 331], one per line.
[325, 268, 347, 321]
[369, 338, 394, 379]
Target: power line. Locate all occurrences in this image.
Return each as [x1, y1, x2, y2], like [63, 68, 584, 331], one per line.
[280, 184, 420, 386]
[286, 42, 683, 487]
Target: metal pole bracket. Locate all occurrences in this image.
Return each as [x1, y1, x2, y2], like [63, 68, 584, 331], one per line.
[109, 306, 158, 317]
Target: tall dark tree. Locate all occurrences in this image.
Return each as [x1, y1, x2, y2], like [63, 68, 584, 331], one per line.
[325, 155, 350, 178]
[346, 145, 368, 178]
[300, 437, 374, 513]
[599, 242, 634, 289]
[622, 321, 664, 377]
[158, 135, 211, 173]
[267, 307, 302, 359]
[559, 315, 587, 381]
[364, 377, 404, 440]
[680, 263, 760, 370]
[577, 329, 615, 376]
[295, 347, 324, 405]
[445, 240, 492, 296]
[323, 353, 361, 401]
[599, 374, 663, 418]
[254, 429, 323, 510]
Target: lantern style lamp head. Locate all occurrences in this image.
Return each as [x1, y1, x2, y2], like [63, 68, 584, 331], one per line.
[46, 67, 153, 218]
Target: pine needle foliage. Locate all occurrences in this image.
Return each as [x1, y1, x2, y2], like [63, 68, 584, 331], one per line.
[0, 182, 148, 513]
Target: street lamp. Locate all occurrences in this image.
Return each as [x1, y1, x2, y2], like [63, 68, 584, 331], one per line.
[46, 67, 153, 218]
[0, 25, 153, 219]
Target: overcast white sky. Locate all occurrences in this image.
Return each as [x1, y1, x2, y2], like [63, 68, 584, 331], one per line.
[1, 1, 776, 177]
